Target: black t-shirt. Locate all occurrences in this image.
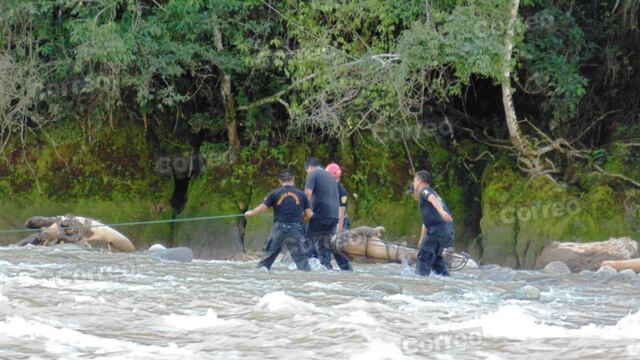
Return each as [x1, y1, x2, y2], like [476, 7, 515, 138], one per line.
[419, 186, 453, 228]
[263, 185, 310, 223]
[338, 183, 349, 219]
[304, 169, 340, 220]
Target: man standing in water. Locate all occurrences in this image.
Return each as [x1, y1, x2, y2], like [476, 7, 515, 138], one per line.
[304, 158, 352, 270]
[325, 163, 350, 233]
[245, 169, 312, 271]
[410, 170, 454, 276]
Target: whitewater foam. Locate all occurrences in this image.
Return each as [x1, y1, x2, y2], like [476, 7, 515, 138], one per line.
[256, 291, 322, 313]
[163, 309, 243, 330]
[0, 315, 191, 357]
[439, 305, 640, 340]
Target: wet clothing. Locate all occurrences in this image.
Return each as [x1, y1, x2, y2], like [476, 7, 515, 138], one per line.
[304, 169, 340, 220]
[258, 222, 311, 271]
[258, 185, 311, 271]
[263, 185, 309, 224]
[419, 186, 452, 228]
[306, 218, 352, 271]
[416, 222, 455, 276]
[416, 186, 454, 276]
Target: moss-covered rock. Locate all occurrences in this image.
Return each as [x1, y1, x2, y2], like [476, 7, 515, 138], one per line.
[480, 159, 640, 268]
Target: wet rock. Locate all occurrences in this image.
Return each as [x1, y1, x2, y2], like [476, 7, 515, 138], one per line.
[536, 238, 639, 272]
[515, 285, 541, 301]
[579, 269, 595, 276]
[596, 265, 618, 278]
[543, 261, 572, 275]
[478, 267, 515, 281]
[364, 282, 403, 295]
[619, 269, 637, 279]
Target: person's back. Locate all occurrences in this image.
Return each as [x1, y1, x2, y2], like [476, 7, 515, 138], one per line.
[305, 168, 340, 220]
[304, 158, 351, 271]
[266, 185, 308, 224]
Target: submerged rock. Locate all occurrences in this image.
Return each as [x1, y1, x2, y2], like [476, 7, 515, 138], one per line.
[619, 269, 637, 279]
[515, 285, 541, 301]
[536, 238, 639, 272]
[363, 281, 403, 295]
[543, 261, 572, 275]
[478, 267, 516, 281]
[596, 265, 618, 278]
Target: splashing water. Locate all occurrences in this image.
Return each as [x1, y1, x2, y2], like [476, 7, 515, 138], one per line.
[1, 246, 639, 359]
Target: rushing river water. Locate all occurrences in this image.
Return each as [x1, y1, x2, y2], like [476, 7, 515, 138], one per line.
[1, 245, 639, 360]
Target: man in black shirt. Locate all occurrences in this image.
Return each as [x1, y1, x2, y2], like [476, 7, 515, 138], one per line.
[304, 158, 352, 271]
[409, 170, 454, 276]
[245, 169, 313, 271]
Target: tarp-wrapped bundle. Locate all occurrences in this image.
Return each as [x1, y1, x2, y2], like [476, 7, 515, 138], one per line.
[332, 226, 471, 271]
[16, 215, 135, 252]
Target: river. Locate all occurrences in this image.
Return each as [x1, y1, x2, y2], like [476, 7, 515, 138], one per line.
[1, 246, 639, 359]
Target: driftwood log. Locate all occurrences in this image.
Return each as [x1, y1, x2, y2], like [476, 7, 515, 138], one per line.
[332, 226, 470, 270]
[17, 215, 135, 252]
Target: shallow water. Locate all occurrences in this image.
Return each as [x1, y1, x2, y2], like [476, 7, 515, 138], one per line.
[1, 246, 639, 359]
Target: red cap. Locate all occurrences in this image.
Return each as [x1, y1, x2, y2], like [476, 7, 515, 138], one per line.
[326, 163, 342, 180]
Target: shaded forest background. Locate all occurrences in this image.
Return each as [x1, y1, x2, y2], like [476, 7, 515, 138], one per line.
[1, 0, 639, 267]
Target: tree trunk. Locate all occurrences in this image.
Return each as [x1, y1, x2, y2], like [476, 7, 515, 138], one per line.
[501, 0, 535, 161]
[213, 24, 240, 159]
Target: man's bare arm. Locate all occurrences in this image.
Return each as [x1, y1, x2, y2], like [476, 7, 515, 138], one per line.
[428, 195, 453, 222]
[337, 206, 346, 233]
[245, 204, 268, 217]
[418, 224, 427, 247]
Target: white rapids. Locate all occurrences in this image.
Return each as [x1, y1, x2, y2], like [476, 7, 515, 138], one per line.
[1, 246, 639, 359]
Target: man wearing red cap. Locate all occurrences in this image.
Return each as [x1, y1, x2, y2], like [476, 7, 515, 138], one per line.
[325, 163, 350, 234]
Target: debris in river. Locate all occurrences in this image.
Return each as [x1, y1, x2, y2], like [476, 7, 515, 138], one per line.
[332, 226, 473, 271]
[16, 215, 135, 252]
[536, 238, 639, 272]
[600, 258, 640, 273]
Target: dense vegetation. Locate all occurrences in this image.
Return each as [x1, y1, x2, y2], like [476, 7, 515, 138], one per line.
[1, 0, 639, 266]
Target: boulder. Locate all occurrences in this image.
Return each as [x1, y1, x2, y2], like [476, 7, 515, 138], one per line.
[536, 238, 638, 272]
[543, 261, 572, 275]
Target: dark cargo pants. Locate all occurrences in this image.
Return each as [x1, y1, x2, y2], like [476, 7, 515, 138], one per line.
[258, 222, 311, 271]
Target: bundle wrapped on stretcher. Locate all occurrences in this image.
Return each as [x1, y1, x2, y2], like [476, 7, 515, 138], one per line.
[331, 226, 471, 271]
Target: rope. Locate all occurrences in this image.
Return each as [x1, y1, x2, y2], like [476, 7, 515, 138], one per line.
[0, 213, 246, 236]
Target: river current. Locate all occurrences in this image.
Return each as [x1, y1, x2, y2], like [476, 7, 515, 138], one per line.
[1, 245, 639, 359]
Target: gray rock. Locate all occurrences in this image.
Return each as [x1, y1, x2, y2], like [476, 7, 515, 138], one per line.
[515, 285, 541, 301]
[596, 265, 618, 276]
[620, 269, 637, 279]
[479, 267, 515, 282]
[579, 269, 595, 276]
[543, 261, 572, 275]
[364, 281, 403, 295]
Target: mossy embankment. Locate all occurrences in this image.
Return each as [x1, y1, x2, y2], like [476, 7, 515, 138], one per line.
[1, 119, 638, 265]
[480, 157, 640, 268]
